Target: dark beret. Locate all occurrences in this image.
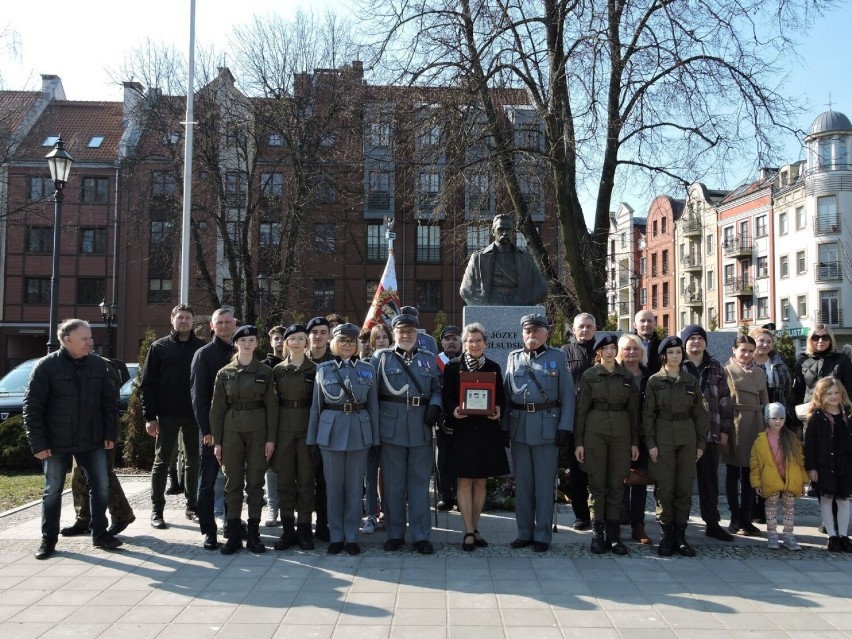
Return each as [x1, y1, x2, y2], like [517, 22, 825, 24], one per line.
[283, 324, 308, 340]
[440, 325, 462, 339]
[392, 314, 419, 328]
[593, 333, 618, 351]
[232, 324, 259, 344]
[306, 317, 330, 332]
[520, 314, 548, 329]
[332, 323, 360, 339]
[658, 335, 684, 355]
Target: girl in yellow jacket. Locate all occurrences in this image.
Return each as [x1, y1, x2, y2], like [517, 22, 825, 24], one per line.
[749, 402, 807, 551]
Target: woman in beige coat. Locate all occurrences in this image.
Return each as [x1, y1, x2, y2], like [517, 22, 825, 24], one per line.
[723, 334, 768, 536]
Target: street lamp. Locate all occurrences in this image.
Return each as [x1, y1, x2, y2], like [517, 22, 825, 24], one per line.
[99, 299, 118, 358]
[257, 273, 268, 322]
[45, 137, 74, 353]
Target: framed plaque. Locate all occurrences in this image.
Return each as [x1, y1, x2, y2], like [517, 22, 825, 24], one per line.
[458, 371, 497, 416]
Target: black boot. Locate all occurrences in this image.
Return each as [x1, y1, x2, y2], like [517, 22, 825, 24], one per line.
[203, 531, 219, 550]
[274, 519, 299, 551]
[658, 523, 675, 557]
[674, 522, 696, 557]
[220, 519, 243, 555]
[590, 520, 607, 554]
[246, 519, 266, 553]
[165, 467, 182, 495]
[606, 521, 629, 555]
[297, 523, 315, 550]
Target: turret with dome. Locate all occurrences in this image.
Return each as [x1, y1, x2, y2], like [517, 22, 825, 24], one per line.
[805, 108, 851, 172]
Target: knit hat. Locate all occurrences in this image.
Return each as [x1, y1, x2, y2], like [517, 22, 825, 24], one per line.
[680, 324, 707, 343]
[763, 402, 786, 421]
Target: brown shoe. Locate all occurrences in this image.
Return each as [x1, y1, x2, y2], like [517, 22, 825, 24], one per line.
[632, 523, 652, 545]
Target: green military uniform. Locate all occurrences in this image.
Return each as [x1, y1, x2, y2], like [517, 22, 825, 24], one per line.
[270, 356, 317, 525]
[643, 369, 709, 525]
[210, 357, 278, 521]
[574, 363, 639, 522]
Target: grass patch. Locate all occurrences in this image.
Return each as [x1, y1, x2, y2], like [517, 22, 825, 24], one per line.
[0, 471, 69, 512]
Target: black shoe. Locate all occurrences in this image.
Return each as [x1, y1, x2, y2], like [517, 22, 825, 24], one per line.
[413, 540, 434, 555]
[221, 519, 243, 555]
[840, 536, 852, 553]
[60, 521, 90, 537]
[674, 523, 696, 557]
[314, 523, 331, 542]
[573, 519, 591, 531]
[436, 500, 455, 511]
[297, 523, 315, 550]
[151, 512, 167, 529]
[107, 515, 136, 536]
[203, 532, 219, 550]
[34, 539, 56, 560]
[384, 538, 405, 551]
[828, 536, 845, 552]
[462, 533, 476, 552]
[185, 509, 198, 522]
[818, 523, 827, 534]
[328, 542, 344, 555]
[606, 521, 628, 556]
[658, 524, 675, 557]
[740, 522, 760, 536]
[274, 524, 299, 551]
[346, 543, 361, 555]
[473, 529, 488, 548]
[726, 520, 739, 534]
[590, 521, 607, 555]
[93, 533, 123, 550]
[533, 542, 549, 553]
[510, 538, 533, 549]
[246, 519, 266, 553]
[705, 524, 734, 542]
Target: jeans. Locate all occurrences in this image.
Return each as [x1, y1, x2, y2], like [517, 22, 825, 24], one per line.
[42, 448, 109, 541]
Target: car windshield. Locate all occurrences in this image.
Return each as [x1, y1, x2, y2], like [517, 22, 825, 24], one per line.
[0, 360, 36, 394]
[120, 377, 136, 395]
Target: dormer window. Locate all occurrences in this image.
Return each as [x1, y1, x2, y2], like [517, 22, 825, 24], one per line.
[87, 136, 104, 148]
[42, 135, 60, 147]
[164, 132, 180, 145]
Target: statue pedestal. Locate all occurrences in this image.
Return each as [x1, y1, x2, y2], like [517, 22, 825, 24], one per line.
[463, 305, 545, 373]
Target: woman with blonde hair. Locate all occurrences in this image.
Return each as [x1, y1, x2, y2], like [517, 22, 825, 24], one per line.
[792, 324, 852, 432]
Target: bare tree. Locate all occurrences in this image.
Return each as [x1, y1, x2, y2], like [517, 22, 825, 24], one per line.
[364, 0, 836, 320]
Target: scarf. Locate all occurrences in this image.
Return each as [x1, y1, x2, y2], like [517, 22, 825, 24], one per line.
[730, 356, 755, 373]
[463, 352, 486, 371]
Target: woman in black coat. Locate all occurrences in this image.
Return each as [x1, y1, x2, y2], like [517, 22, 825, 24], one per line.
[792, 324, 852, 432]
[442, 322, 509, 551]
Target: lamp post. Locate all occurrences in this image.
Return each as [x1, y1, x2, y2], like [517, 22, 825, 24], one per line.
[45, 138, 74, 353]
[99, 299, 118, 358]
[257, 273, 268, 323]
[630, 272, 640, 319]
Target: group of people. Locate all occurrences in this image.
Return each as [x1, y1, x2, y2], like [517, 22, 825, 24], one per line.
[23, 302, 852, 560]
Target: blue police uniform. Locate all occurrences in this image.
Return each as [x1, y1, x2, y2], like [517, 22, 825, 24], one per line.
[306, 358, 379, 544]
[505, 344, 575, 546]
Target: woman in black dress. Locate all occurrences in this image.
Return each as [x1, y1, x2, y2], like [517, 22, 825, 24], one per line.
[442, 322, 509, 551]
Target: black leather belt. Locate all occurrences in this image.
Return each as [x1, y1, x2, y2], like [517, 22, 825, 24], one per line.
[657, 410, 689, 420]
[511, 400, 561, 413]
[230, 401, 264, 410]
[380, 393, 425, 407]
[326, 402, 366, 413]
[592, 401, 627, 411]
[279, 399, 311, 409]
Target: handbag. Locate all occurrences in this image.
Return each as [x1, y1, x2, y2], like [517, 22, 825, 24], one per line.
[624, 468, 654, 485]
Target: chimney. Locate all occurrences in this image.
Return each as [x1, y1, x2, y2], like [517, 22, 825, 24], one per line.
[40, 74, 66, 101]
[123, 81, 144, 120]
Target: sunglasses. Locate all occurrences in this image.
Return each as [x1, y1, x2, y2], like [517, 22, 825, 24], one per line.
[811, 335, 830, 342]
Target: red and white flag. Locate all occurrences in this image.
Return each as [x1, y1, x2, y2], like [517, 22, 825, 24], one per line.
[363, 249, 401, 331]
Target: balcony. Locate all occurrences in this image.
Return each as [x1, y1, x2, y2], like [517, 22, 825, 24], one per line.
[814, 261, 843, 282]
[682, 254, 702, 271]
[813, 310, 844, 327]
[813, 217, 842, 236]
[725, 277, 754, 297]
[682, 291, 703, 306]
[723, 236, 752, 258]
[681, 218, 702, 237]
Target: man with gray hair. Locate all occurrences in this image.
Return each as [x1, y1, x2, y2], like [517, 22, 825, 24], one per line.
[25, 319, 122, 559]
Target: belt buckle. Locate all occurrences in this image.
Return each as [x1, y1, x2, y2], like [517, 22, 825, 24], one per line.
[526, 403, 536, 413]
[343, 402, 354, 414]
[410, 396, 421, 407]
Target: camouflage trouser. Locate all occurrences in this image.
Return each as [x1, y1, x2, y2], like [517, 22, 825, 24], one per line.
[71, 446, 135, 526]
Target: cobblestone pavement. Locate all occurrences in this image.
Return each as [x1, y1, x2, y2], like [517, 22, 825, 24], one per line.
[1, 475, 851, 638]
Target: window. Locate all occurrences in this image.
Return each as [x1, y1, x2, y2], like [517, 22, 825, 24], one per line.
[260, 222, 283, 247]
[518, 175, 542, 214]
[816, 195, 839, 232]
[81, 177, 109, 203]
[620, 232, 627, 249]
[79, 227, 107, 254]
[260, 173, 284, 198]
[87, 135, 104, 148]
[268, 133, 284, 146]
[314, 223, 335, 254]
[315, 179, 336, 204]
[42, 135, 60, 147]
[469, 173, 492, 212]
[722, 226, 734, 249]
[366, 281, 378, 305]
[366, 223, 388, 262]
[225, 171, 247, 203]
[415, 280, 442, 311]
[639, 257, 646, 276]
[797, 295, 807, 318]
[24, 277, 50, 304]
[152, 171, 176, 197]
[741, 299, 753, 320]
[739, 220, 749, 239]
[164, 132, 180, 145]
[662, 282, 670, 307]
[706, 233, 714, 254]
[778, 211, 787, 235]
[26, 227, 53, 253]
[367, 171, 391, 210]
[757, 297, 769, 319]
[651, 284, 658, 309]
[795, 206, 806, 230]
[466, 226, 490, 257]
[796, 251, 806, 275]
[418, 172, 442, 209]
[707, 269, 715, 290]
[819, 139, 832, 167]
[781, 298, 790, 322]
[653, 221, 658, 237]
[755, 215, 767, 238]
[77, 278, 106, 304]
[819, 290, 841, 325]
[313, 279, 335, 309]
[661, 216, 667, 234]
[226, 221, 243, 246]
[416, 225, 441, 263]
[661, 250, 669, 275]
[418, 122, 442, 148]
[779, 255, 789, 278]
[150, 221, 174, 244]
[148, 278, 173, 303]
[817, 243, 840, 280]
[724, 264, 735, 284]
[839, 140, 849, 168]
[639, 288, 647, 306]
[29, 176, 52, 201]
[368, 121, 392, 147]
[725, 302, 735, 323]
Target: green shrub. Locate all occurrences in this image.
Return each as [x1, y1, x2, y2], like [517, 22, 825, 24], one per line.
[121, 328, 157, 469]
[0, 415, 40, 471]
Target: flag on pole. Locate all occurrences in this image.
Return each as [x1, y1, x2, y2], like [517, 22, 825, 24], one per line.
[363, 248, 401, 330]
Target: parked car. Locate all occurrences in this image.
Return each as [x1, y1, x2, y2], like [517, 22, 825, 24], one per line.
[0, 359, 37, 422]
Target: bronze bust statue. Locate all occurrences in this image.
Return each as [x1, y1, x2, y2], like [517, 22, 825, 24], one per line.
[459, 214, 548, 306]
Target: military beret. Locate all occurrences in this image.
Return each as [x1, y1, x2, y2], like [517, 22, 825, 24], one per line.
[680, 324, 707, 343]
[440, 325, 462, 339]
[232, 324, 259, 343]
[306, 316, 330, 332]
[658, 335, 683, 355]
[520, 314, 548, 329]
[400, 306, 420, 316]
[283, 324, 308, 340]
[593, 333, 618, 351]
[392, 314, 419, 329]
[332, 323, 360, 339]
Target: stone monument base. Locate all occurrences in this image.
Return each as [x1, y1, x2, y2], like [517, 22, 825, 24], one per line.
[463, 305, 545, 373]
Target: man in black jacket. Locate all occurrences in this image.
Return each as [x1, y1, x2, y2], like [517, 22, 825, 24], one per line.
[190, 308, 236, 549]
[141, 304, 206, 528]
[634, 310, 662, 373]
[561, 312, 597, 530]
[24, 319, 122, 559]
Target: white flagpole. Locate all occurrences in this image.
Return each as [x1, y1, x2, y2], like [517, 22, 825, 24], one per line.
[179, 0, 196, 304]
